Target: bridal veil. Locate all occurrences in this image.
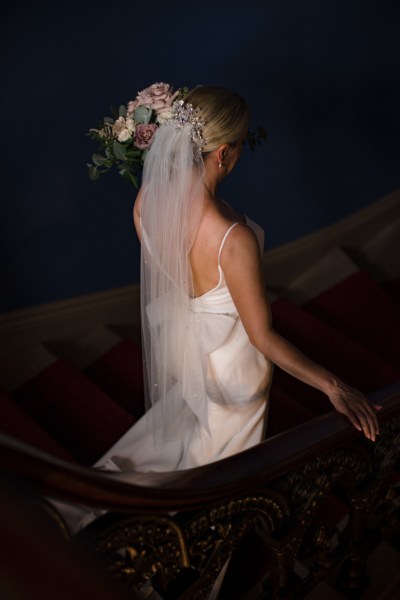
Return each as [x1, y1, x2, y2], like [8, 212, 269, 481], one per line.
[139, 103, 208, 446]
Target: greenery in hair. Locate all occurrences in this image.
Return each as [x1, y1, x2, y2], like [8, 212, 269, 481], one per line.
[87, 82, 267, 188]
[247, 126, 268, 152]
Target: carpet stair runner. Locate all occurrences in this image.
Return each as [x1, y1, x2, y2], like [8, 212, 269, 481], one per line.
[1, 274, 399, 460]
[0, 244, 399, 598]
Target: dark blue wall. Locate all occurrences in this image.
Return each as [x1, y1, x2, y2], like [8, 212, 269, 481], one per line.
[1, 1, 399, 312]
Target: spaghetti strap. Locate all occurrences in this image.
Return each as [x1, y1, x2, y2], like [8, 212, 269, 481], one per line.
[218, 222, 241, 265]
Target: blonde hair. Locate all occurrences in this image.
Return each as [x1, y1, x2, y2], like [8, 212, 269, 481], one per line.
[184, 85, 251, 153]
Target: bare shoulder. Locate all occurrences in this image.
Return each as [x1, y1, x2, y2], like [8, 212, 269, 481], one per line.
[193, 198, 251, 267]
[195, 201, 234, 246]
[199, 198, 245, 240]
[219, 221, 260, 266]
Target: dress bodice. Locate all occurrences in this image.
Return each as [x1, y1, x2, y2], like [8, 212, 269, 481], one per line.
[191, 215, 264, 315]
[90, 213, 271, 477]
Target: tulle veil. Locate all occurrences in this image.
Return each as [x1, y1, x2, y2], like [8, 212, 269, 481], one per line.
[139, 119, 209, 446]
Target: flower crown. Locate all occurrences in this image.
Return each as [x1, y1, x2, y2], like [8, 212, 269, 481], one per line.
[87, 82, 266, 189]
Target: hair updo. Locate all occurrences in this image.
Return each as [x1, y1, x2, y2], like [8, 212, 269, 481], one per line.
[184, 85, 251, 153]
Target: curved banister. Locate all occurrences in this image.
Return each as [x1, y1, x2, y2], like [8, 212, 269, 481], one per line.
[1, 383, 399, 513]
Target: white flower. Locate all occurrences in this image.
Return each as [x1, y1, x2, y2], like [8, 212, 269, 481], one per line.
[117, 128, 132, 142]
[126, 117, 136, 132]
[112, 116, 134, 142]
[156, 109, 174, 125]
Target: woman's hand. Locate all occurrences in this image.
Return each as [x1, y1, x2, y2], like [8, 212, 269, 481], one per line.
[220, 224, 383, 442]
[327, 380, 382, 441]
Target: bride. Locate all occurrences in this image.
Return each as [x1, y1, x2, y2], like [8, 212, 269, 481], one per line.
[94, 85, 380, 476]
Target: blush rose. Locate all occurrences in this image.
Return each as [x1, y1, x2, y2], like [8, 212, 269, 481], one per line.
[134, 123, 158, 149]
[135, 82, 179, 114]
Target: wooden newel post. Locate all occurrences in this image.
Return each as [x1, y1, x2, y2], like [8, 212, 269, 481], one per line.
[269, 547, 296, 595]
[337, 501, 370, 594]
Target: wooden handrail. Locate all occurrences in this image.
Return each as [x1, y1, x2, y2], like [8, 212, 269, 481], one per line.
[1, 382, 399, 599]
[1, 383, 399, 513]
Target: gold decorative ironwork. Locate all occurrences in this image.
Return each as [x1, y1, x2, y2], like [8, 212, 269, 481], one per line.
[178, 493, 288, 599]
[57, 413, 400, 598]
[78, 514, 189, 594]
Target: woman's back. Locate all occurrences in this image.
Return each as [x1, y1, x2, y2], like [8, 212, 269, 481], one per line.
[189, 197, 245, 298]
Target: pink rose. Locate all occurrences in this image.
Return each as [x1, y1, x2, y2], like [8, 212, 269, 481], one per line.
[136, 82, 179, 114]
[127, 99, 140, 115]
[134, 123, 158, 149]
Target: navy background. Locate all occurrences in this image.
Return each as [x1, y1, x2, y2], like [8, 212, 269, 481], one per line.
[1, 1, 399, 313]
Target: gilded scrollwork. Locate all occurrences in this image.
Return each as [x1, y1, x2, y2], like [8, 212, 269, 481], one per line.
[78, 514, 189, 594]
[177, 493, 288, 598]
[276, 447, 369, 512]
[255, 444, 375, 593]
[373, 418, 400, 472]
[67, 414, 400, 598]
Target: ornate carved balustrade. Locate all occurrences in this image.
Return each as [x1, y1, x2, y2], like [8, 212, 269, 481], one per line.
[1, 383, 400, 599]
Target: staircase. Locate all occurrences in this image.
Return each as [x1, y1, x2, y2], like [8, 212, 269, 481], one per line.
[0, 191, 399, 598]
[1, 262, 399, 465]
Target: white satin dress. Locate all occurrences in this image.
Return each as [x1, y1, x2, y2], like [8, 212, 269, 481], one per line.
[94, 216, 272, 474]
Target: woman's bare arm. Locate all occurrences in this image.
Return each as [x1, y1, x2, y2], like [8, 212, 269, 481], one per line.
[133, 189, 143, 242]
[220, 224, 381, 441]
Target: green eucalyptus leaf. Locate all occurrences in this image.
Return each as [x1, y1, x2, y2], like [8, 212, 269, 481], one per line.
[92, 153, 108, 166]
[104, 117, 114, 125]
[125, 149, 141, 160]
[134, 106, 152, 124]
[120, 168, 139, 188]
[119, 104, 127, 117]
[88, 165, 100, 181]
[113, 140, 128, 160]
